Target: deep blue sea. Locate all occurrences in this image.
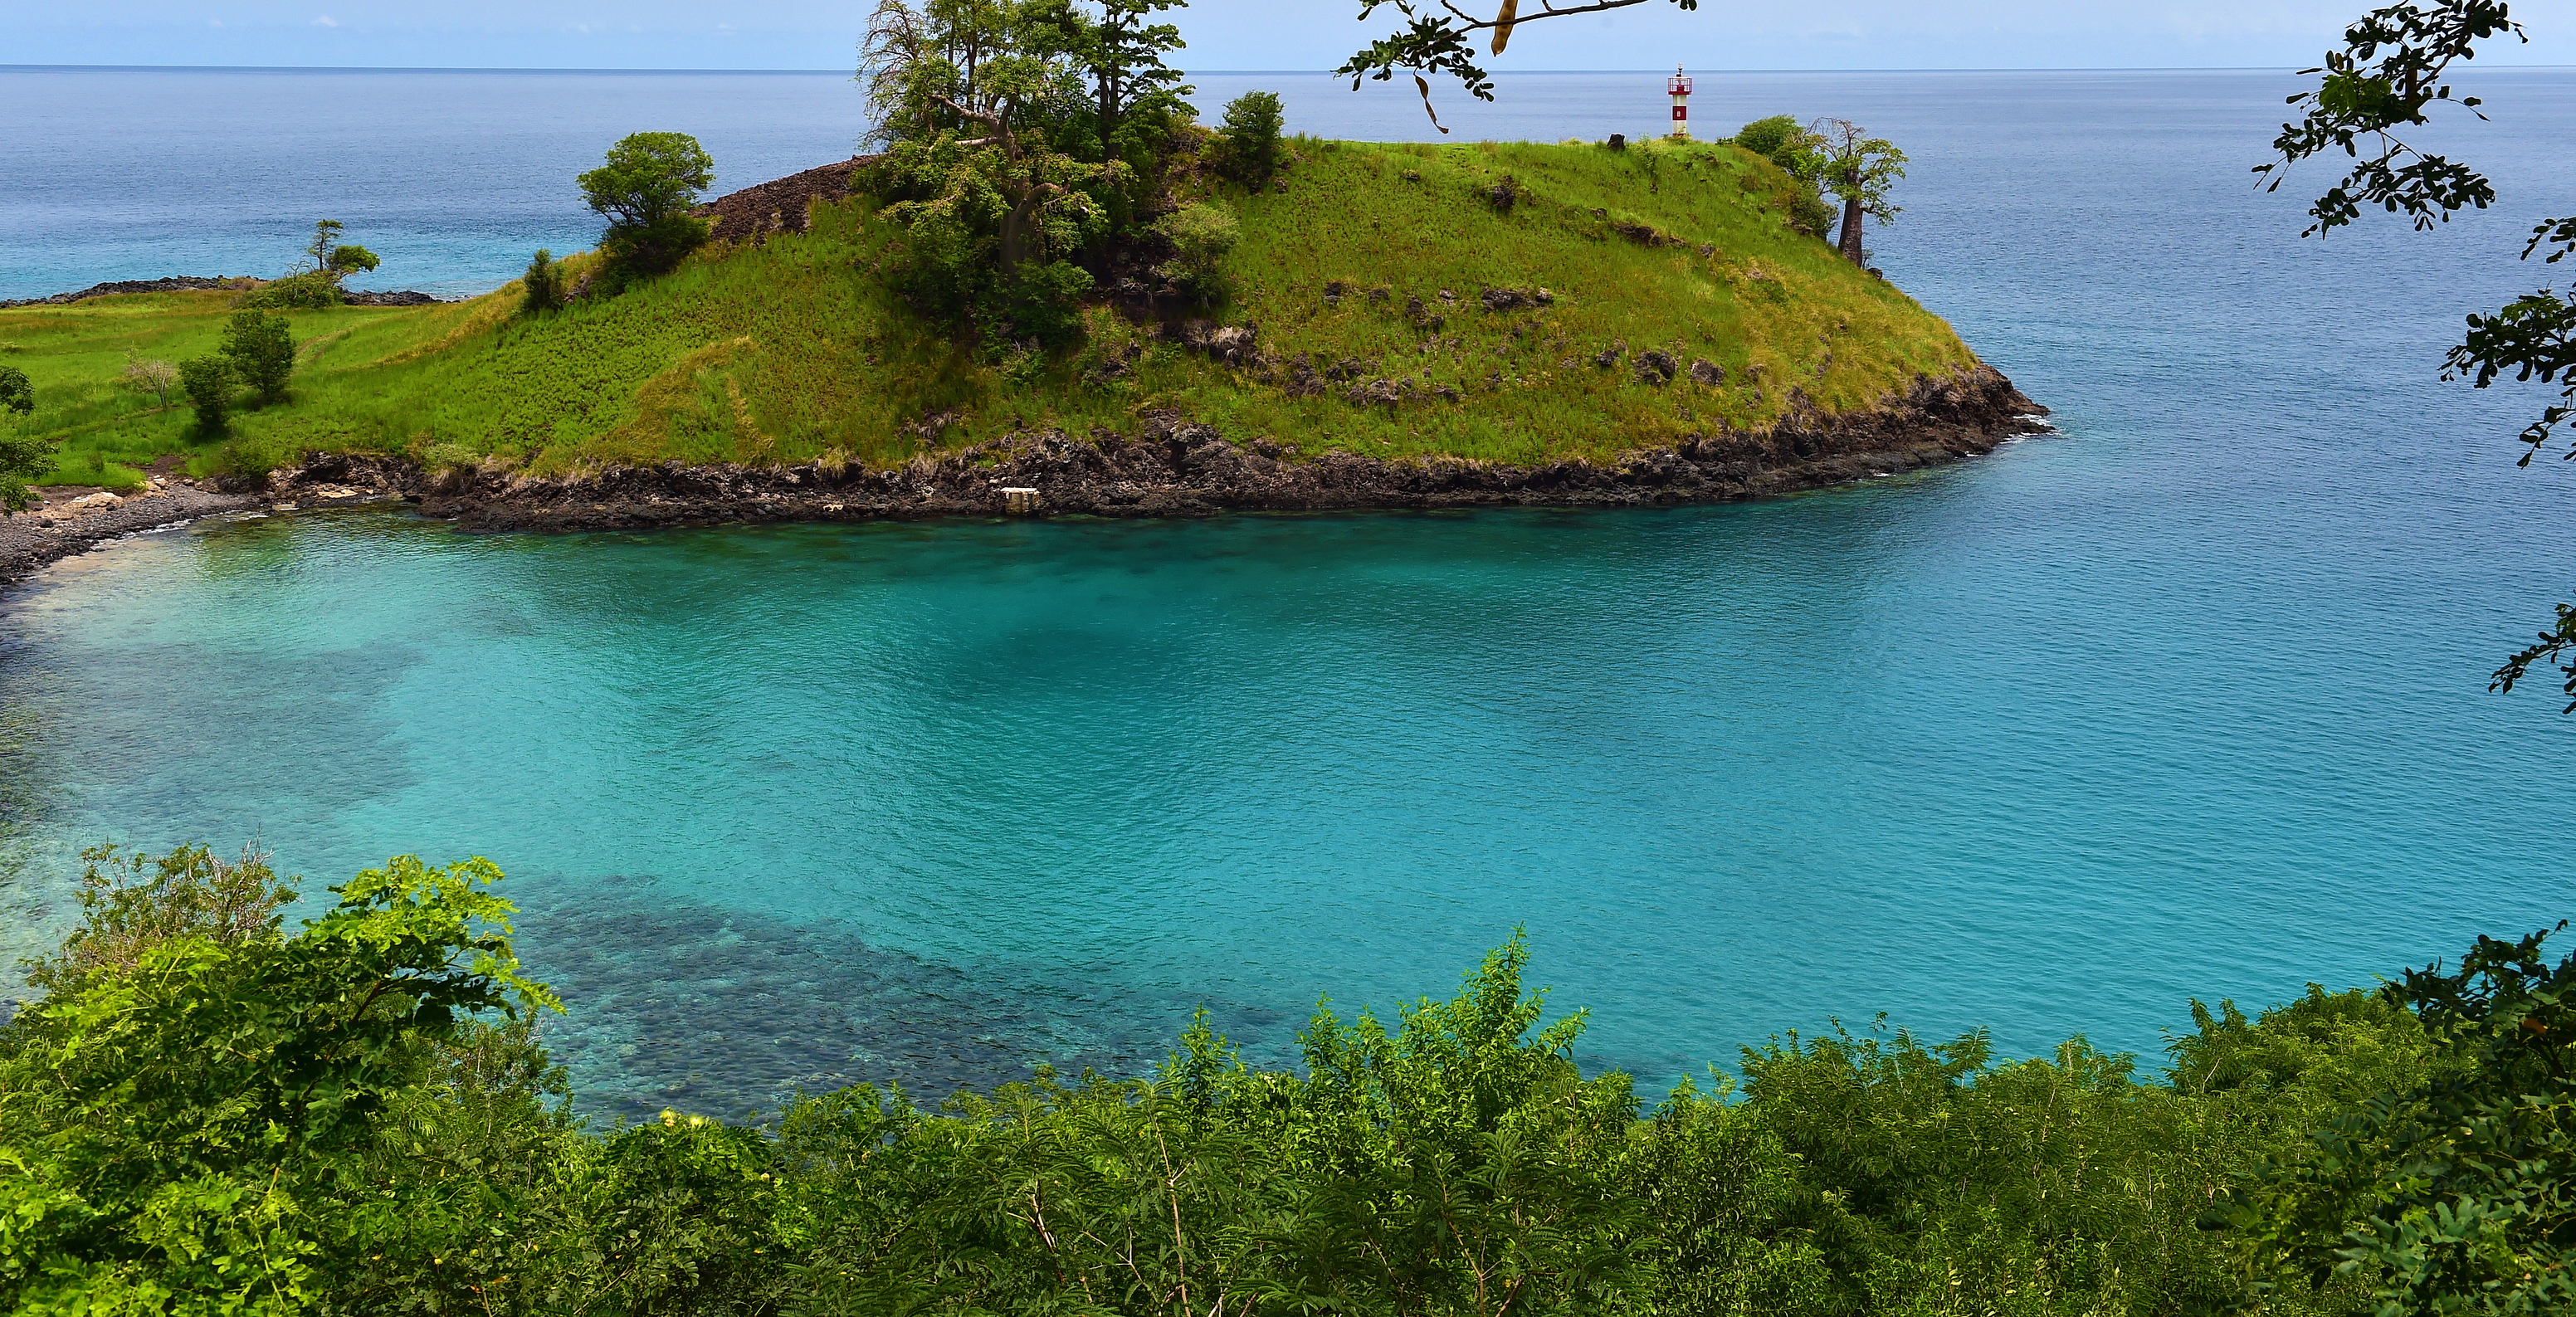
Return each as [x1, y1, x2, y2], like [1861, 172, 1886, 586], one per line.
[2, 67, 2573, 1119]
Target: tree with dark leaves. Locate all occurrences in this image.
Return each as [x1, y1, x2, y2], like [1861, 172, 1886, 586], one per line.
[2216, 924, 2576, 1316]
[2256, 2, 2576, 711]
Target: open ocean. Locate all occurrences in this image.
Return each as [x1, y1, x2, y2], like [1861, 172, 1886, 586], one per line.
[2, 66, 2572, 1119]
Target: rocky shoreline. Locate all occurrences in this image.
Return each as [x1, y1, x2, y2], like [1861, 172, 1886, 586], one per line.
[0, 484, 261, 586]
[0, 276, 447, 310]
[0, 364, 2041, 588]
[323, 363, 2043, 530]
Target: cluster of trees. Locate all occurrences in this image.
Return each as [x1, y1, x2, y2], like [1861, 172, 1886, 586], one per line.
[171, 309, 298, 437]
[2, 843, 2567, 1316]
[858, 0, 1276, 351]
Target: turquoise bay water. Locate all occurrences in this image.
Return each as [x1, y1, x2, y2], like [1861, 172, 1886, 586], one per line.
[2, 70, 2574, 1118]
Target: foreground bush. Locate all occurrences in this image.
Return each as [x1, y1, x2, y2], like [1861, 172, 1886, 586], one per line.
[5, 846, 2557, 1316]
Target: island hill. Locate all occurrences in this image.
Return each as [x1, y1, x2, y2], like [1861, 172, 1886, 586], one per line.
[0, 134, 2039, 535]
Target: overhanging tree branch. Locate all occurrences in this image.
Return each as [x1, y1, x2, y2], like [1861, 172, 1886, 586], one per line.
[1338, 0, 1700, 106]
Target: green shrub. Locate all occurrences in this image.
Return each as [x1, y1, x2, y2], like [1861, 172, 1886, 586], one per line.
[237, 271, 342, 310]
[1152, 202, 1240, 301]
[177, 355, 233, 434]
[220, 309, 295, 404]
[1732, 115, 1837, 238]
[0, 851, 553, 1317]
[1214, 90, 1286, 184]
[521, 248, 566, 315]
[580, 132, 715, 280]
[422, 441, 480, 473]
[0, 363, 31, 414]
[1733, 115, 1808, 168]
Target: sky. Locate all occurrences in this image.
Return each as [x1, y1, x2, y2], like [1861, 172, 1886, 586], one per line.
[9, 0, 2576, 71]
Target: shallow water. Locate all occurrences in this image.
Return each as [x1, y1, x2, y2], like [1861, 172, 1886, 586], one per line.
[3, 69, 2574, 1119]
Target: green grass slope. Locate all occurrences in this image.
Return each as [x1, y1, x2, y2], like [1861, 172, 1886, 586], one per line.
[0, 138, 1983, 483]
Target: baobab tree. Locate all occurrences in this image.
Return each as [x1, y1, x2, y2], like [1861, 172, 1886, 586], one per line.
[1808, 116, 1907, 267]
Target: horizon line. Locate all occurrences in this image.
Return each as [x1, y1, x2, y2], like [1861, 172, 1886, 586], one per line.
[13, 61, 2576, 76]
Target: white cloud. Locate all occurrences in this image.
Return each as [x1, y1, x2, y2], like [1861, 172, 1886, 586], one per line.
[313, 13, 336, 25]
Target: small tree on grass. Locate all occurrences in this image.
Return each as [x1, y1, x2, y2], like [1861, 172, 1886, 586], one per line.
[178, 357, 233, 435]
[124, 357, 178, 407]
[1808, 116, 1906, 267]
[221, 310, 295, 404]
[305, 219, 380, 284]
[578, 133, 716, 280]
[521, 249, 567, 315]
[1215, 90, 1286, 185]
[0, 364, 31, 415]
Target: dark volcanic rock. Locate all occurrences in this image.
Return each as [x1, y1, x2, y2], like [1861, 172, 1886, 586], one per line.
[0, 276, 253, 309]
[341, 289, 445, 306]
[693, 156, 879, 244]
[402, 364, 2045, 533]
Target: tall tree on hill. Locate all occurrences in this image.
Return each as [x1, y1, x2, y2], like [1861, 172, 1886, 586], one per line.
[861, 0, 1026, 144]
[861, 0, 1108, 346]
[1808, 117, 1906, 267]
[2255, 0, 2576, 710]
[1081, 0, 1189, 166]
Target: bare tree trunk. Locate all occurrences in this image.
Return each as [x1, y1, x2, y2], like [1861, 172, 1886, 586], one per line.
[1837, 194, 1866, 266]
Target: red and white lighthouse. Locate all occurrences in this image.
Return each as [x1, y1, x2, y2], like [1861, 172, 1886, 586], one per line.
[1668, 66, 1693, 141]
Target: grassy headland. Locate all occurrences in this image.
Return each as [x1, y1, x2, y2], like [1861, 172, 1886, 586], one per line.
[0, 136, 1988, 489]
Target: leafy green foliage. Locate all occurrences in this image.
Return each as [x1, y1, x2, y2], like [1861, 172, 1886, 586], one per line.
[1337, 0, 1700, 109]
[1215, 90, 1286, 185]
[22, 844, 295, 998]
[0, 368, 53, 511]
[579, 132, 717, 279]
[221, 309, 295, 404]
[2219, 928, 2576, 1316]
[1732, 115, 1836, 238]
[238, 271, 344, 310]
[2260, 2, 2576, 712]
[0, 852, 554, 1317]
[1808, 117, 1905, 266]
[1078, 0, 1193, 179]
[1152, 201, 1238, 300]
[177, 354, 232, 436]
[8, 841, 2545, 1317]
[2255, 0, 2521, 237]
[862, 0, 1116, 350]
[521, 248, 567, 316]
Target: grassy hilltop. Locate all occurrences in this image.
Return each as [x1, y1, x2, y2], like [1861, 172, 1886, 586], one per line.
[0, 135, 1980, 489]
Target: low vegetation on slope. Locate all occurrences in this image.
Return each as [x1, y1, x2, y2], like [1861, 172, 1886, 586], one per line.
[7, 844, 2572, 1316]
[0, 136, 1977, 486]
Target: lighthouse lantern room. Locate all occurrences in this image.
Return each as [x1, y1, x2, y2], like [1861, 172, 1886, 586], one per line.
[1668, 66, 1693, 141]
